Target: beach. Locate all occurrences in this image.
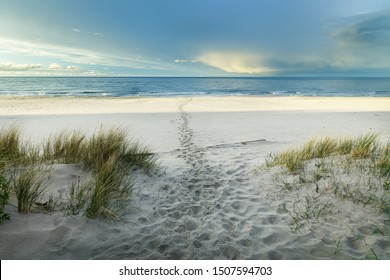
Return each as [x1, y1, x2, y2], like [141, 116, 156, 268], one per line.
[0, 96, 389, 259]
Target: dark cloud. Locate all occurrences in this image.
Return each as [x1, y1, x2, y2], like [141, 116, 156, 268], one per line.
[331, 9, 390, 47]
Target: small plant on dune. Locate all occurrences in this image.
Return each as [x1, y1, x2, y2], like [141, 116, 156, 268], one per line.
[287, 195, 333, 233]
[12, 165, 50, 213]
[0, 124, 157, 220]
[350, 133, 379, 159]
[297, 137, 338, 160]
[266, 133, 381, 173]
[0, 124, 21, 159]
[376, 196, 390, 216]
[266, 149, 304, 173]
[0, 125, 23, 171]
[333, 236, 343, 255]
[275, 176, 295, 191]
[0, 176, 10, 208]
[66, 177, 92, 215]
[20, 143, 42, 165]
[63, 127, 153, 219]
[312, 137, 338, 159]
[383, 181, 390, 191]
[41, 127, 156, 172]
[299, 138, 316, 160]
[337, 137, 354, 155]
[82, 127, 127, 170]
[265, 132, 390, 253]
[85, 154, 133, 219]
[0, 125, 44, 167]
[378, 156, 390, 177]
[43, 130, 86, 163]
[0, 175, 11, 222]
[377, 142, 390, 177]
[82, 127, 156, 172]
[122, 140, 157, 171]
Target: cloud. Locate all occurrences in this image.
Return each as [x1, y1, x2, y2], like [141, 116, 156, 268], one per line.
[323, 9, 390, 72]
[0, 38, 170, 71]
[330, 9, 390, 47]
[197, 52, 273, 74]
[174, 59, 198, 63]
[49, 63, 62, 69]
[195, 9, 390, 76]
[65, 65, 80, 70]
[72, 28, 103, 37]
[49, 63, 80, 70]
[0, 62, 42, 71]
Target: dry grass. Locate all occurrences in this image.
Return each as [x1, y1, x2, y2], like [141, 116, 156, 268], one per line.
[0, 125, 157, 220]
[266, 133, 380, 172]
[265, 133, 390, 258]
[12, 165, 51, 213]
[82, 127, 156, 171]
[350, 134, 379, 159]
[65, 177, 92, 215]
[377, 142, 390, 177]
[0, 176, 11, 222]
[43, 130, 86, 163]
[85, 154, 133, 219]
[0, 125, 23, 171]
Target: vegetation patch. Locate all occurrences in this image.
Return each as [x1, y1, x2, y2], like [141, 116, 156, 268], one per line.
[0, 176, 11, 222]
[266, 133, 380, 172]
[0, 125, 157, 221]
[264, 133, 390, 258]
[12, 165, 50, 214]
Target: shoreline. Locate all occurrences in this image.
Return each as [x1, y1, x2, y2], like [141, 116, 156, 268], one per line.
[0, 96, 390, 116]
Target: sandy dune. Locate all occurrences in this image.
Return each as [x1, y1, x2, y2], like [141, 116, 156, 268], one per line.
[0, 96, 389, 259]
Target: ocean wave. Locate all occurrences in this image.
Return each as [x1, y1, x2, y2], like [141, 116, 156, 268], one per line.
[1, 77, 389, 97]
[266, 90, 312, 96]
[373, 90, 390, 96]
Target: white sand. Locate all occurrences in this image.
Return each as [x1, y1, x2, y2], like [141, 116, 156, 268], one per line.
[0, 96, 389, 259]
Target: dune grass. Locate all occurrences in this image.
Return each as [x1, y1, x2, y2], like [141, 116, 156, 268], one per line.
[0, 176, 11, 222]
[0, 124, 156, 220]
[41, 127, 157, 171]
[0, 124, 23, 172]
[85, 154, 133, 219]
[265, 133, 390, 257]
[266, 133, 380, 172]
[43, 130, 86, 164]
[377, 142, 390, 177]
[0, 124, 21, 159]
[66, 177, 91, 215]
[82, 127, 156, 171]
[12, 165, 50, 213]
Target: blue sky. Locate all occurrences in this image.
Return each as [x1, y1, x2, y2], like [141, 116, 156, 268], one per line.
[0, 0, 390, 76]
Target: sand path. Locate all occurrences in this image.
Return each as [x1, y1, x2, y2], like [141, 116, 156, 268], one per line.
[83, 98, 286, 259]
[89, 99, 333, 259]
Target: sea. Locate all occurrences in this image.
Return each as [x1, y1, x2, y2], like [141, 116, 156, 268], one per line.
[0, 77, 390, 97]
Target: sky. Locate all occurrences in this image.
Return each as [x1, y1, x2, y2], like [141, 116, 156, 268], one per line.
[0, 0, 390, 77]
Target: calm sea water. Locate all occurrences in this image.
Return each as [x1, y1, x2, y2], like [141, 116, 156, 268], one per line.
[0, 77, 390, 97]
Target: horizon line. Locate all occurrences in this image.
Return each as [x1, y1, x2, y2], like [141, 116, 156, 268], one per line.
[0, 75, 389, 79]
